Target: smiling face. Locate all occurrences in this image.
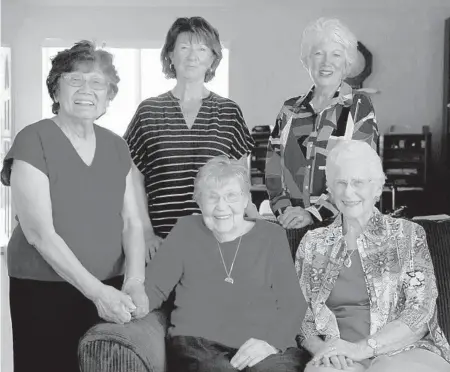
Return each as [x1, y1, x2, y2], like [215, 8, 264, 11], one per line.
[330, 159, 381, 224]
[56, 62, 110, 122]
[308, 39, 348, 89]
[170, 32, 215, 82]
[199, 178, 249, 236]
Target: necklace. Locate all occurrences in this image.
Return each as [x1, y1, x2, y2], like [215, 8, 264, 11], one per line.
[344, 249, 357, 268]
[216, 236, 242, 284]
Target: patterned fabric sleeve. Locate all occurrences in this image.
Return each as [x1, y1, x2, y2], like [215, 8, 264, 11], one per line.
[295, 231, 321, 344]
[397, 223, 439, 334]
[307, 93, 379, 222]
[350, 93, 379, 150]
[265, 105, 293, 214]
[123, 102, 148, 176]
[229, 104, 255, 160]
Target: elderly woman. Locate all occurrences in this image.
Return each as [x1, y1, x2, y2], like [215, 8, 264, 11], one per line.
[295, 140, 450, 372]
[124, 17, 256, 258]
[1, 41, 148, 372]
[266, 18, 379, 230]
[143, 156, 308, 372]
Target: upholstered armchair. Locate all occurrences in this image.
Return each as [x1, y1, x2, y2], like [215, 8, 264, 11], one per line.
[78, 219, 450, 372]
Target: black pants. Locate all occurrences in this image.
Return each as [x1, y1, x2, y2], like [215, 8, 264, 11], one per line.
[167, 335, 309, 372]
[9, 275, 123, 372]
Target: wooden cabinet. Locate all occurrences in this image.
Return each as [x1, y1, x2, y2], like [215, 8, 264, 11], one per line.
[379, 133, 431, 215]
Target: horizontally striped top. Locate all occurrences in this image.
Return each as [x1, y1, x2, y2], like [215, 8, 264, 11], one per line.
[124, 91, 254, 238]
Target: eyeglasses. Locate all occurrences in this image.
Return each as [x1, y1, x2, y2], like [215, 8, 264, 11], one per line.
[333, 178, 372, 192]
[61, 72, 109, 90]
[203, 191, 243, 204]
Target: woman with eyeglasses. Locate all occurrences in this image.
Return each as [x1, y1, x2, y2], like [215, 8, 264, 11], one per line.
[1, 41, 148, 372]
[144, 156, 309, 372]
[296, 140, 450, 372]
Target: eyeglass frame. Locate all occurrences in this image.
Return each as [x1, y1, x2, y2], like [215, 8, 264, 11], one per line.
[332, 178, 374, 193]
[61, 72, 110, 91]
[202, 191, 244, 205]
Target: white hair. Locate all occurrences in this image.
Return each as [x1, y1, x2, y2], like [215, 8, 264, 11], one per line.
[326, 140, 386, 189]
[193, 156, 250, 202]
[300, 17, 358, 78]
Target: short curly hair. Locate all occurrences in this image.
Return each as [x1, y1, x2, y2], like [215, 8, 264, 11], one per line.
[193, 156, 250, 203]
[161, 17, 223, 83]
[46, 40, 120, 114]
[300, 18, 358, 78]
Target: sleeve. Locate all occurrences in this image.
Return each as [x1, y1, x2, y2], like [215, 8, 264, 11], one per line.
[123, 103, 148, 175]
[306, 94, 379, 222]
[228, 103, 255, 160]
[265, 225, 308, 351]
[295, 232, 322, 344]
[1, 124, 49, 186]
[397, 223, 439, 334]
[350, 93, 379, 151]
[143, 217, 187, 311]
[115, 135, 132, 177]
[265, 105, 292, 214]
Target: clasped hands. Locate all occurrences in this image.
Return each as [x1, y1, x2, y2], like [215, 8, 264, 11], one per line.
[278, 206, 313, 229]
[93, 278, 149, 324]
[230, 338, 279, 370]
[310, 339, 370, 370]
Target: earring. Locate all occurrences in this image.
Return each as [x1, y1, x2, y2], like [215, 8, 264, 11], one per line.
[375, 195, 380, 202]
[169, 63, 175, 71]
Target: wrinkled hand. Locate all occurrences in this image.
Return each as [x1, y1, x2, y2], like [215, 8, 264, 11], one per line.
[278, 206, 313, 229]
[144, 231, 164, 262]
[93, 284, 136, 324]
[311, 339, 369, 366]
[230, 338, 279, 370]
[317, 355, 354, 370]
[122, 279, 149, 319]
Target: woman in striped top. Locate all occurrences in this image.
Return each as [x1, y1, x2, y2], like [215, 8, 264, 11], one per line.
[124, 17, 255, 255]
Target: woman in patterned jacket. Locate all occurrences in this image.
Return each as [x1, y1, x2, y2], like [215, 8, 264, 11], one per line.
[265, 18, 378, 230]
[296, 140, 450, 372]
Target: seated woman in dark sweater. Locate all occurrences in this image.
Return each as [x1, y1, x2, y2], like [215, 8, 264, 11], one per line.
[144, 156, 308, 372]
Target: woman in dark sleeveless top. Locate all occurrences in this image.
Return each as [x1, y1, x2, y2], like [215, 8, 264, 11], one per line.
[1, 41, 148, 372]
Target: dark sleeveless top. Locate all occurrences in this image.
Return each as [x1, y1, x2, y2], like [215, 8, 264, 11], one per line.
[2, 119, 131, 281]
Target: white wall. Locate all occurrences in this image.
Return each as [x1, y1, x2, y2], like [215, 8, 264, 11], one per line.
[2, 0, 450, 161]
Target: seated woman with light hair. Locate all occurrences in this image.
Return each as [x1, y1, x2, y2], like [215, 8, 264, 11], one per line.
[266, 18, 378, 230]
[295, 140, 450, 372]
[143, 156, 309, 372]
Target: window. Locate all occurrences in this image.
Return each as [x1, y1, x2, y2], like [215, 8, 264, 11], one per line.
[42, 45, 229, 136]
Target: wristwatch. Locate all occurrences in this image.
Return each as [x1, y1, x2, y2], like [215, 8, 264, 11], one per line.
[367, 338, 379, 357]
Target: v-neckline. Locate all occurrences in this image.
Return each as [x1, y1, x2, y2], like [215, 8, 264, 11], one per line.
[168, 90, 212, 130]
[50, 119, 98, 168]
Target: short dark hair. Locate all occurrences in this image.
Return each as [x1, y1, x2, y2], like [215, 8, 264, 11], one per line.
[46, 40, 120, 114]
[161, 17, 223, 83]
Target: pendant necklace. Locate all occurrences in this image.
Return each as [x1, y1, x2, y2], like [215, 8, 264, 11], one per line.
[216, 236, 242, 284]
[344, 249, 357, 268]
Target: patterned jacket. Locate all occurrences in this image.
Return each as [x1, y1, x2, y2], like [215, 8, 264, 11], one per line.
[295, 208, 450, 363]
[265, 82, 378, 221]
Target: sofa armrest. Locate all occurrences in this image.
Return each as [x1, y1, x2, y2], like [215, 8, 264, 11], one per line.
[78, 309, 169, 372]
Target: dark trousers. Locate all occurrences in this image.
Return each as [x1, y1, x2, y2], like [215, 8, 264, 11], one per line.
[167, 335, 309, 372]
[9, 275, 123, 372]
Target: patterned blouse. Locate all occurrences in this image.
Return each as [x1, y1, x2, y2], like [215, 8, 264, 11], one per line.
[265, 82, 378, 221]
[295, 208, 450, 363]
